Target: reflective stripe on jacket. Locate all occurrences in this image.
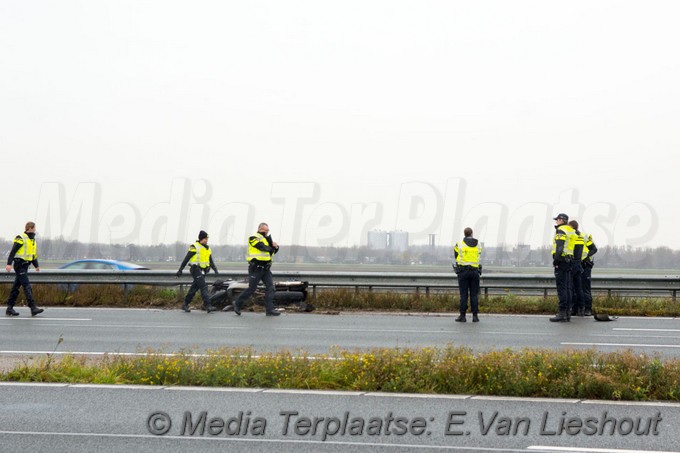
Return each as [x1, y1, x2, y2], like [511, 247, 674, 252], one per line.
[573, 231, 585, 261]
[552, 225, 575, 257]
[246, 233, 272, 262]
[454, 238, 481, 267]
[14, 233, 37, 261]
[189, 241, 211, 268]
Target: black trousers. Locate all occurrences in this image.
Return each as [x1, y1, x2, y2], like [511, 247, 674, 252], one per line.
[7, 261, 37, 309]
[457, 268, 480, 314]
[554, 260, 573, 313]
[571, 261, 584, 311]
[234, 262, 275, 313]
[184, 266, 211, 308]
[581, 264, 593, 311]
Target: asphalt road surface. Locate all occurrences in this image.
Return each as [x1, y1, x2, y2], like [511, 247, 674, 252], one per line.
[0, 308, 679, 358]
[2, 309, 680, 452]
[0, 383, 678, 453]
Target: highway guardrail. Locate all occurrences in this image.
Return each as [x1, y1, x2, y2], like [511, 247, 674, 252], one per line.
[2, 270, 680, 302]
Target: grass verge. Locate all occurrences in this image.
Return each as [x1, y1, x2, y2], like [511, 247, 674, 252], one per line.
[316, 291, 680, 317]
[2, 346, 679, 401]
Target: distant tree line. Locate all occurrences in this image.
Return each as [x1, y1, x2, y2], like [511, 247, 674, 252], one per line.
[1, 237, 679, 269]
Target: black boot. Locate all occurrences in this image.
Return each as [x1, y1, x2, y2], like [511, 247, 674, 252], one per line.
[265, 310, 280, 317]
[232, 301, 241, 316]
[5, 307, 19, 317]
[576, 308, 585, 317]
[455, 313, 466, 322]
[28, 302, 43, 317]
[472, 313, 479, 323]
[549, 311, 570, 322]
[182, 303, 191, 313]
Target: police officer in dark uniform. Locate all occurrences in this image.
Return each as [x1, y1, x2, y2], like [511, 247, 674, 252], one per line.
[550, 213, 575, 322]
[569, 220, 586, 317]
[581, 232, 598, 316]
[231, 222, 280, 316]
[453, 227, 482, 323]
[5, 221, 44, 317]
[176, 230, 218, 313]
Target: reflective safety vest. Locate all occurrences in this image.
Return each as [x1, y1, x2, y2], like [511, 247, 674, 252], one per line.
[552, 225, 575, 257]
[582, 233, 594, 262]
[454, 238, 481, 268]
[189, 241, 211, 268]
[14, 233, 37, 261]
[246, 233, 272, 262]
[573, 231, 585, 260]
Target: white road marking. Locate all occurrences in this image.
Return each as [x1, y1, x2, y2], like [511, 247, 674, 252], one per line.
[1, 382, 678, 408]
[275, 327, 446, 333]
[0, 351, 216, 357]
[0, 318, 91, 321]
[273, 327, 549, 335]
[562, 342, 680, 349]
[164, 386, 264, 393]
[364, 392, 470, 399]
[0, 430, 531, 451]
[1, 321, 552, 336]
[580, 400, 680, 407]
[0, 323, 249, 330]
[528, 446, 678, 453]
[0, 350, 342, 361]
[613, 328, 680, 333]
[471, 396, 579, 403]
[592, 334, 680, 340]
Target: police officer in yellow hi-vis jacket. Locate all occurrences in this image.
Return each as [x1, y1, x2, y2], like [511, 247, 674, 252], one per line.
[5, 221, 44, 317]
[232, 222, 280, 316]
[176, 230, 219, 313]
[551, 213, 575, 322]
[453, 227, 482, 323]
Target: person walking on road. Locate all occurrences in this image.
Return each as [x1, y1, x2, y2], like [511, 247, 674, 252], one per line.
[176, 230, 218, 313]
[550, 213, 575, 322]
[5, 222, 44, 317]
[453, 227, 482, 323]
[231, 222, 280, 316]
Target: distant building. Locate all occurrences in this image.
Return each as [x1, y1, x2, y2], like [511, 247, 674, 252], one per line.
[367, 230, 389, 250]
[367, 230, 409, 252]
[389, 230, 409, 252]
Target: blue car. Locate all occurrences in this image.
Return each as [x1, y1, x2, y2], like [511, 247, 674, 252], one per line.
[59, 259, 150, 271]
[58, 260, 149, 291]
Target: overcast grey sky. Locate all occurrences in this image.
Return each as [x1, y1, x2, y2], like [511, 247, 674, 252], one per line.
[1, 1, 678, 249]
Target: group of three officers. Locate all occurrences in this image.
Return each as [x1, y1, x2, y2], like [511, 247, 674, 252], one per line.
[550, 213, 598, 322]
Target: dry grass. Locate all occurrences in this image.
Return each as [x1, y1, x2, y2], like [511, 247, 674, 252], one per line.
[3, 346, 679, 401]
[2, 285, 680, 316]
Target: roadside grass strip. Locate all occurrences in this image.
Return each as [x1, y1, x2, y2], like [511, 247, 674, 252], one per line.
[2, 346, 679, 402]
[2, 286, 680, 317]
